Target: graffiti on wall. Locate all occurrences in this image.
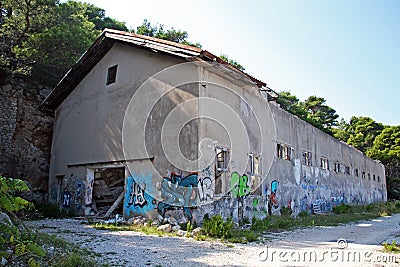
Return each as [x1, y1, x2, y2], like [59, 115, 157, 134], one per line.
[158, 173, 198, 221]
[124, 175, 156, 216]
[85, 169, 94, 205]
[269, 180, 279, 208]
[230, 172, 251, 197]
[128, 181, 147, 207]
[198, 166, 214, 203]
[62, 191, 71, 208]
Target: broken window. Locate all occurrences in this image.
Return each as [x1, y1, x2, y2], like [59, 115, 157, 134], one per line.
[362, 171, 365, 179]
[320, 157, 329, 170]
[334, 162, 341, 173]
[277, 142, 293, 160]
[106, 65, 118, 85]
[302, 151, 312, 166]
[368, 173, 371, 179]
[215, 145, 229, 177]
[373, 174, 376, 181]
[377, 176, 380, 182]
[345, 166, 350, 175]
[249, 153, 261, 176]
[355, 168, 359, 177]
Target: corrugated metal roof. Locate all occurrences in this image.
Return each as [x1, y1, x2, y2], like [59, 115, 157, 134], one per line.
[40, 29, 277, 110]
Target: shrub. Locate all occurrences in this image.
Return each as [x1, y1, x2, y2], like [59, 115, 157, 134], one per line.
[34, 201, 62, 218]
[332, 204, 352, 214]
[298, 211, 309, 218]
[280, 206, 293, 217]
[202, 215, 233, 239]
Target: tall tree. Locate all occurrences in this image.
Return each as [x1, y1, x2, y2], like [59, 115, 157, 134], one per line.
[346, 116, 384, 153]
[0, 0, 127, 86]
[367, 125, 400, 178]
[301, 95, 339, 133]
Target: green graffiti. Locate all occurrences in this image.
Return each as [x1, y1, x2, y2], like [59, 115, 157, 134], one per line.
[253, 198, 259, 207]
[231, 172, 251, 197]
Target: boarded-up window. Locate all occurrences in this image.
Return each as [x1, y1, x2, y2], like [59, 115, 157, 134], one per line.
[106, 65, 118, 85]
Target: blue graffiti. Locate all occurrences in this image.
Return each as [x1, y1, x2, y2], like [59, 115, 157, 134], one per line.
[124, 176, 156, 217]
[158, 173, 198, 221]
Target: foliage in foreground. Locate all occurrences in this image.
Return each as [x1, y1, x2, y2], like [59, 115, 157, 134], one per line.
[0, 176, 98, 266]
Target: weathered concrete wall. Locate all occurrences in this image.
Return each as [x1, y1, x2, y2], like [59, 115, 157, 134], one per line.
[49, 43, 387, 222]
[48, 42, 200, 214]
[0, 77, 52, 201]
[265, 103, 386, 216]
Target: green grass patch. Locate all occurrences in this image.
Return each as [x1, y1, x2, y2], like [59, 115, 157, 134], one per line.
[200, 201, 400, 244]
[92, 223, 174, 237]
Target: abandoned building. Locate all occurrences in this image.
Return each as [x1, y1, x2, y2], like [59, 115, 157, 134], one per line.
[40, 29, 387, 223]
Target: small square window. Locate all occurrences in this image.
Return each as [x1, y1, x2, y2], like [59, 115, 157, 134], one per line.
[106, 65, 118, 85]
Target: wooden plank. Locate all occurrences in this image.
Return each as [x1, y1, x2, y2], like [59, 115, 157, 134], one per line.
[104, 191, 124, 218]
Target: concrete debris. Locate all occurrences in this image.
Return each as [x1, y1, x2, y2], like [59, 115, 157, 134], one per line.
[171, 225, 181, 232]
[176, 230, 187, 237]
[157, 224, 172, 233]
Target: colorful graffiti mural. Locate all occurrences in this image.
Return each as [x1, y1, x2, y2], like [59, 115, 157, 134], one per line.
[230, 172, 251, 197]
[158, 173, 198, 221]
[124, 175, 156, 217]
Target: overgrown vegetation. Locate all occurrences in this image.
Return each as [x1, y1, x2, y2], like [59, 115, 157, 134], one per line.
[201, 201, 400, 244]
[383, 240, 400, 253]
[0, 176, 99, 266]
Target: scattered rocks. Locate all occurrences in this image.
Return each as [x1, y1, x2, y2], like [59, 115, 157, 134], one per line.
[167, 217, 178, 226]
[176, 230, 187, 237]
[157, 224, 172, 233]
[192, 227, 202, 236]
[171, 225, 181, 232]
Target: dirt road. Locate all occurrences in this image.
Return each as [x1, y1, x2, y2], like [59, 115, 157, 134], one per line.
[27, 214, 400, 267]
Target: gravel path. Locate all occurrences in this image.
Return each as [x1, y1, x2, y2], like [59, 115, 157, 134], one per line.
[26, 214, 400, 267]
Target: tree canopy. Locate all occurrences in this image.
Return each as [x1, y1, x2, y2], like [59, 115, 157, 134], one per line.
[0, 0, 127, 85]
[135, 19, 201, 48]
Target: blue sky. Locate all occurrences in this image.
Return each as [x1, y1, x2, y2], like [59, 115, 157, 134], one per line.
[81, 0, 399, 126]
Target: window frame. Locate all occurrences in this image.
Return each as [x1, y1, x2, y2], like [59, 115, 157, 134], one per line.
[106, 65, 118, 85]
